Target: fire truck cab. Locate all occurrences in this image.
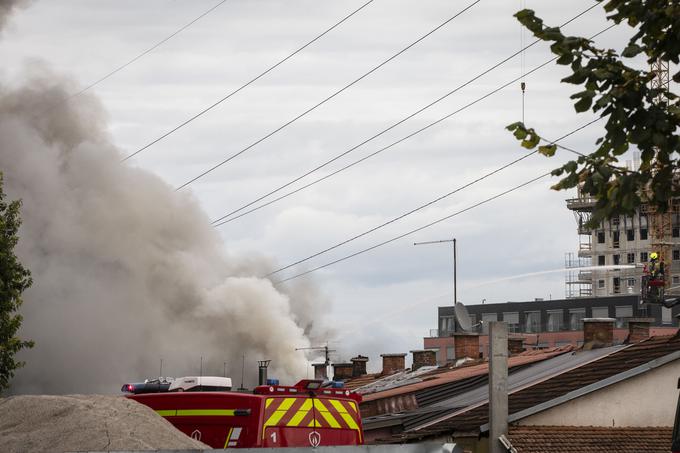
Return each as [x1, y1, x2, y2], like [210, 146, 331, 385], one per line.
[126, 378, 363, 449]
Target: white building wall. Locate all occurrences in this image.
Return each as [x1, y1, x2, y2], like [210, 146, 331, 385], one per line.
[517, 359, 680, 427]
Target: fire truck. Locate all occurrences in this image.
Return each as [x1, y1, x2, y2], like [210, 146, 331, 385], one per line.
[125, 378, 363, 449]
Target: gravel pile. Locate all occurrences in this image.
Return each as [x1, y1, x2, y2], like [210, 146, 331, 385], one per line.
[0, 394, 209, 452]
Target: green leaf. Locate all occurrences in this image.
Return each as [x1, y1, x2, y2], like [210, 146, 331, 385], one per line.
[621, 44, 643, 58]
[538, 144, 557, 156]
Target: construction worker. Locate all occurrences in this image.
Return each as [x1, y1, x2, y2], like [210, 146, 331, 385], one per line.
[647, 252, 665, 282]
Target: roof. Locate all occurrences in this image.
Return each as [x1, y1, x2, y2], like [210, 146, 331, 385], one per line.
[506, 426, 673, 453]
[403, 334, 680, 440]
[358, 346, 574, 402]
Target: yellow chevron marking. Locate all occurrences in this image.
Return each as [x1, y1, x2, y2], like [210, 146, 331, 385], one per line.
[262, 398, 297, 436]
[328, 399, 349, 414]
[286, 399, 312, 427]
[224, 427, 233, 448]
[307, 419, 321, 427]
[347, 401, 358, 413]
[313, 399, 341, 428]
[156, 410, 176, 417]
[265, 398, 274, 409]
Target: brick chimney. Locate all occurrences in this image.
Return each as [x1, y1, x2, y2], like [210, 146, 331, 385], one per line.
[453, 333, 480, 360]
[350, 355, 368, 377]
[411, 349, 437, 371]
[312, 363, 328, 380]
[627, 318, 653, 343]
[380, 353, 406, 375]
[332, 363, 353, 381]
[583, 318, 615, 349]
[508, 337, 525, 355]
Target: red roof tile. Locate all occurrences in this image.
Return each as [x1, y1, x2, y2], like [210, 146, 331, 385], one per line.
[507, 425, 672, 453]
[360, 346, 573, 402]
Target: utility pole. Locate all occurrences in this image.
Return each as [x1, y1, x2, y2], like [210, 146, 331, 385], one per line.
[414, 238, 457, 305]
[488, 321, 508, 453]
[296, 344, 336, 379]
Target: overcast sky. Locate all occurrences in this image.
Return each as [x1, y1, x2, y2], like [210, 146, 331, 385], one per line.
[0, 0, 637, 370]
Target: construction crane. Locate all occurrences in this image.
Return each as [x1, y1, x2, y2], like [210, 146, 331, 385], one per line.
[641, 58, 679, 307]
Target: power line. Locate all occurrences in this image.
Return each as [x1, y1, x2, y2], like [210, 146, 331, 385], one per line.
[265, 118, 599, 278]
[122, 0, 376, 162]
[211, 3, 602, 226]
[271, 172, 550, 285]
[56, 0, 229, 110]
[173, 1, 482, 190]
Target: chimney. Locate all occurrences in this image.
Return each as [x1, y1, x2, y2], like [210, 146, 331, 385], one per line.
[627, 318, 653, 343]
[380, 353, 406, 375]
[583, 318, 615, 349]
[350, 355, 368, 377]
[258, 360, 271, 386]
[332, 363, 353, 381]
[312, 363, 328, 380]
[411, 349, 437, 371]
[453, 332, 480, 360]
[507, 337, 525, 355]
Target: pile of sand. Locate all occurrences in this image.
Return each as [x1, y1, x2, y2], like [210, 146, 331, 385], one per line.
[0, 394, 209, 452]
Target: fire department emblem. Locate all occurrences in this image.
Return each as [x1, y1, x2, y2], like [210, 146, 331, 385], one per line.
[308, 430, 321, 447]
[191, 429, 202, 441]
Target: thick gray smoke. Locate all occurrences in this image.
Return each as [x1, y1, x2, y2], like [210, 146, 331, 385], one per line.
[0, 0, 30, 33]
[2, 64, 333, 394]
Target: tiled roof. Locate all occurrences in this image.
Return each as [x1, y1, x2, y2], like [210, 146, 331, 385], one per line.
[404, 334, 680, 439]
[344, 373, 382, 391]
[507, 426, 673, 453]
[359, 346, 573, 402]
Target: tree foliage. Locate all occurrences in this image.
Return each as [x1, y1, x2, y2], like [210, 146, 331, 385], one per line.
[507, 0, 680, 225]
[0, 173, 33, 393]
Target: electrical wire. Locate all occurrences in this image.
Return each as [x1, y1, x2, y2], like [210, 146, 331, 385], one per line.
[265, 118, 600, 278]
[122, 0, 376, 162]
[54, 0, 229, 111]
[271, 172, 551, 285]
[211, 3, 603, 226]
[173, 0, 482, 190]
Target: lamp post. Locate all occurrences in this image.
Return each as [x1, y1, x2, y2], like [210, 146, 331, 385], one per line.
[414, 238, 457, 305]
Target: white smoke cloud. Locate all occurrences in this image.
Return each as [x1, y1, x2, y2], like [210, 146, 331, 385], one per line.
[2, 63, 331, 394]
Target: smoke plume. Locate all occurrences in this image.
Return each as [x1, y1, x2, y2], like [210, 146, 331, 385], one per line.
[0, 0, 30, 33]
[1, 63, 332, 394]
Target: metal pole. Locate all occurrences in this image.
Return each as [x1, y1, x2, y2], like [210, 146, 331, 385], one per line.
[453, 238, 457, 305]
[489, 321, 508, 453]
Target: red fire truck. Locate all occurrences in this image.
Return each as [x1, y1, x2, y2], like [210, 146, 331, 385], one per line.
[126, 378, 363, 449]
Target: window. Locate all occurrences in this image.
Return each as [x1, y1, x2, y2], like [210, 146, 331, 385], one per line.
[674, 276, 680, 285]
[503, 312, 519, 333]
[674, 227, 679, 238]
[612, 216, 620, 227]
[598, 279, 605, 289]
[570, 309, 586, 330]
[627, 253, 635, 264]
[439, 316, 455, 335]
[613, 254, 620, 265]
[592, 306, 610, 318]
[640, 228, 648, 240]
[674, 250, 680, 261]
[627, 277, 636, 288]
[525, 311, 541, 333]
[598, 255, 605, 266]
[641, 252, 649, 262]
[615, 305, 633, 328]
[613, 231, 620, 248]
[446, 346, 455, 361]
[627, 229, 635, 241]
[597, 231, 605, 243]
[662, 307, 672, 325]
[547, 310, 563, 332]
[613, 277, 621, 294]
[481, 313, 497, 334]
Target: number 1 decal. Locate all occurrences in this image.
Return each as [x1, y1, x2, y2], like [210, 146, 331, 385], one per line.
[270, 431, 277, 443]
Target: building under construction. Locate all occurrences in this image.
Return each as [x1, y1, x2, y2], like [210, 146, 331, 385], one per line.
[565, 188, 680, 299]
